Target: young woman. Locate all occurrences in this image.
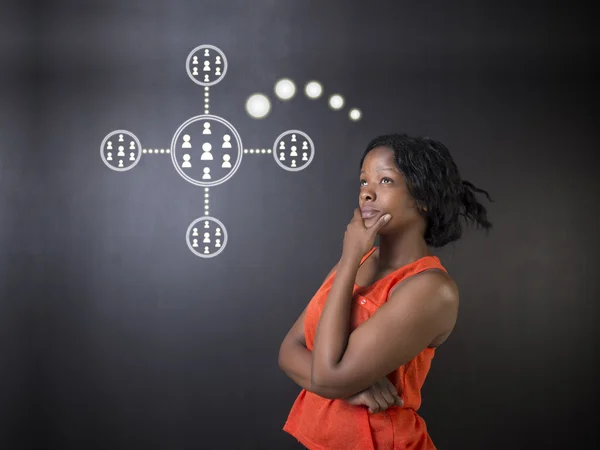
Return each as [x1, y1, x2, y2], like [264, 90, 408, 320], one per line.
[278, 133, 493, 449]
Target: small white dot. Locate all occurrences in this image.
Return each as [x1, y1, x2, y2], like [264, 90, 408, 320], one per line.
[245, 93, 271, 119]
[305, 81, 323, 99]
[204, 188, 209, 192]
[349, 108, 362, 121]
[329, 94, 344, 110]
[166, 149, 170, 153]
[274, 78, 296, 100]
[205, 110, 209, 113]
[205, 87, 209, 91]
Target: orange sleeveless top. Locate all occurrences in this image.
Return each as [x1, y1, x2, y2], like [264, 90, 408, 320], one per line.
[283, 246, 447, 450]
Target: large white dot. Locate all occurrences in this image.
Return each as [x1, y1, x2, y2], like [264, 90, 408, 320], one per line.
[245, 94, 271, 119]
[329, 94, 344, 110]
[274, 78, 296, 100]
[305, 81, 323, 99]
[349, 108, 362, 121]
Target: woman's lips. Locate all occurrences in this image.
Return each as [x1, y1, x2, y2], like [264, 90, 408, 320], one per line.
[361, 210, 379, 219]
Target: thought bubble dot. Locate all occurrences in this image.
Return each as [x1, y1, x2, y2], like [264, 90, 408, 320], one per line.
[245, 94, 271, 119]
[329, 94, 344, 110]
[305, 81, 323, 99]
[275, 78, 296, 100]
[349, 108, 362, 121]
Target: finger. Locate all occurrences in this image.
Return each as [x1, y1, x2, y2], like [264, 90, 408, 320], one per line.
[383, 378, 403, 407]
[376, 380, 397, 407]
[371, 390, 388, 412]
[368, 213, 391, 232]
[363, 396, 379, 414]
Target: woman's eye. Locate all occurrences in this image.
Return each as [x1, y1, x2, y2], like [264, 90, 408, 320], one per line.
[360, 178, 392, 185]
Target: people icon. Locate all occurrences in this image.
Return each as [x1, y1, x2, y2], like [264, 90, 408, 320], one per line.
[279, 152, 286, 161]
[215, 228, 221, 237]
[193, 55, 198, 65]
[291, 160, 297, 168]
[118, 160, 124, 167]
[118, 134, 124, 142]
[192, 227, 198, 236]
[279, 141, 285, 150]
[222, 154, 231, 168]
[222, 134, 232, 148]
[302, 152, 308, 161]
[215, 239, 221, 248]
[130, 141, 136, 150]
[290, 146, 298, 157]
[204, 74, 209, 82]
[106, 141, 113, 150]
[117, 146, 125, 157]
[204, 220, 210, 229]
[202, 167, 211, 180]
[215, 67, 221, 76]
[201, 142, 213, 161]
[193, 67, 199, 76]
[203, 232, 211, 243]
[192, 239, 198, 248]
[215, 56, 221, 65]
[291, 134, 297, 142]
[204, 246, 210, 254]
[182, 134, 192, 148]
[203, 60, 211, 72]
[204, 49, 209, 57]
[182, 154, 192, 168]
[302, 141, 308, 150]
[129, 152, 135, 161]
[203, 122, 211, 134]
[107, 152, 113, 161]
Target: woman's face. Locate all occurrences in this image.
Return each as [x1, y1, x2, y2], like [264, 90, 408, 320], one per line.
[359, 146, 423, 232]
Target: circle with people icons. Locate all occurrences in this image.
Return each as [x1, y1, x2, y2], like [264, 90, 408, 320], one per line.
[186, 216, 228, 258]
[100, 130, 142, 171]
[171, 115, 243, 187]
[272, 129, 315, 172]
[186, 44, 228, 87]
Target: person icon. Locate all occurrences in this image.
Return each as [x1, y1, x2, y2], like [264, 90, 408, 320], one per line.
[215, 238, 221, 248]
[182, 134, 192, 148]
[192, 227, 198, 236]
[202, 167, 211, 179]
[302, 141, 308, 150]
[204, 74, 209, 82]
[203, 122, 211, 134]
[201, 142, 213, 160]
[291, 160, 297, 168]
[204, 49, 210, 57]
[192, 55, 199, 65]
[215, 227, 221, 237]
[193, 67, 199, 76]
[204, 246, 210, 254]
[130, 141, 136, 150]
[204, 220, 210, 229]
[291, 134, 297, 142]
[118, 160, 124, 167]
[107, 152, 113, 161]
[222, 154, 232, 168]
[215, 56, 221, 65]
[279, 141, 286, 150]
[203, 232, 211, 243]
[129, 152, 135, 161]
[290, 145, 298, 157]
[117, 146, 125, 157]
[203, 60, 211, 72]
[106, 141, 113, 150]
[302, 152, 308, 161]
[215, 67, 221, 76]
[222, 134, 232, 148]
[192, 239, 199, 248]
[182, 154, 192, 168]
[118, 134, 124, 142]
[280, 152, 286, 161]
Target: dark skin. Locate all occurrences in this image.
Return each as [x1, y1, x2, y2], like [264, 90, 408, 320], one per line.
[310, 146, 460, 399]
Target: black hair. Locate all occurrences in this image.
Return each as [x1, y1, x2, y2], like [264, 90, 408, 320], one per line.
[360, 133, 494, 248]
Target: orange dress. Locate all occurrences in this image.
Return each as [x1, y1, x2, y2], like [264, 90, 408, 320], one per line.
[283, 246, 448, 449]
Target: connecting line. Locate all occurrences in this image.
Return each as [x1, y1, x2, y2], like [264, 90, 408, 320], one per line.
[243, 148, 272, 154]
[204, 86, 210, 114]
[203, 187, 210, 216]
[142, 149, 171, 154]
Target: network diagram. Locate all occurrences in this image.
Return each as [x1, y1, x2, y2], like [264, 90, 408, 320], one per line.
[100, 44, 363, 258]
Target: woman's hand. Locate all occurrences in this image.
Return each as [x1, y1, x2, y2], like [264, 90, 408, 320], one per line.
[343, 377, 404, 414]
[342, 208, 391, 260]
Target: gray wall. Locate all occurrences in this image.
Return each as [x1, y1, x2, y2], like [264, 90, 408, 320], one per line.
[2, 1, 599, 449]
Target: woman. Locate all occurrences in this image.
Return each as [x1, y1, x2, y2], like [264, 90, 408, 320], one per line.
[278, 133, 493, 449]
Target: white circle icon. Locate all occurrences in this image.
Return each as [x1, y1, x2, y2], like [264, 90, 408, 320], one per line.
[100, 130, 142, 172]
[186, 216, 228, 258]
[274, 78, 296, 100]
[186, 44, 228, 87]
[245, 93, 271, 119]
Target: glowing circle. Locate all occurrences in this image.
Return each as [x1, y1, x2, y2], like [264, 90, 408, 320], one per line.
[329, 94, 344, 110]
[274, 78, 296, 100]
[304, 81, 323, 99]
[245, 94, 271, 119]
[349, 108, 362, 121]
